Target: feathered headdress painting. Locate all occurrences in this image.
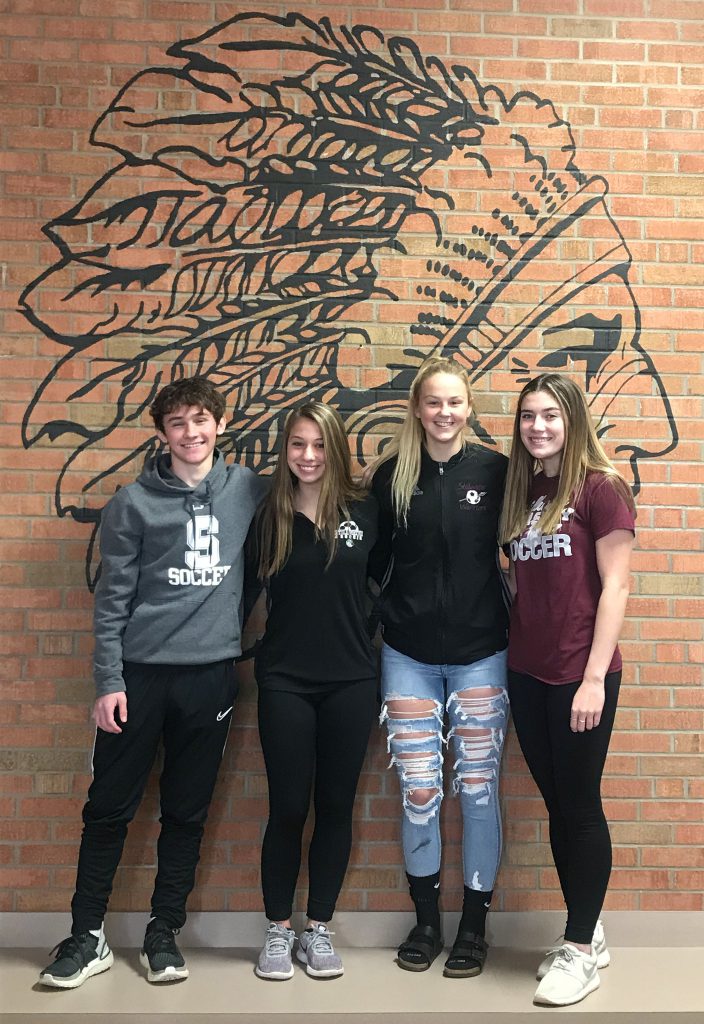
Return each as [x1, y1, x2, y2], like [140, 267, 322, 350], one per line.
[20, 13, 677, 585]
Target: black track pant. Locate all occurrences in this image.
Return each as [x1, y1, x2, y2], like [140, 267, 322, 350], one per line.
[507, 669, 620, 944]
[258, 679, 376, 923]
[71, 660, 237, 934]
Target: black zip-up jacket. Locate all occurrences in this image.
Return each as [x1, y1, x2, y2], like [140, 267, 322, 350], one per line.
[371, 444, 509, 665]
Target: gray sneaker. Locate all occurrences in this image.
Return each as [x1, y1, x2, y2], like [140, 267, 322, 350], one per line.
[296, 923, 344, 978]
[256, 922, 295, 980]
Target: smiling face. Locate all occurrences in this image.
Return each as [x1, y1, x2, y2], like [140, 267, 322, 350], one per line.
[286, 415, 326, 488]
[414, 371, 470, 460]
[518, 390, 566, 477]
[156, 404, 225, 484]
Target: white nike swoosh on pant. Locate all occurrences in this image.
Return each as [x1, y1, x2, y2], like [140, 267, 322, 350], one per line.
[216, 706, 233, 721]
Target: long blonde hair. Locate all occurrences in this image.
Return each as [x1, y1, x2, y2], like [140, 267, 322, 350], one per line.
[374, 357, 473, 525]
[499, 373, 635, 543]
[257, 402, 364, 577]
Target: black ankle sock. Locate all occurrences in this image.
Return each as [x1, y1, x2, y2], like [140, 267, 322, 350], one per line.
[407, 871, 441, 933]
[458, 886, 492, 937]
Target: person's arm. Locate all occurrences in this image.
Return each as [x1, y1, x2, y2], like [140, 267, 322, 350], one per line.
[570, 528, 633, 733]
[367, 471, 393, 588]
[242, 514, 264, 629]
[92, 492, 142, 733]
[363, 476, 394, 644]
[506, 557, 517, 600]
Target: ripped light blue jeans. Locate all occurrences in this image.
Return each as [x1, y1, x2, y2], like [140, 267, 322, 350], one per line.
[380, 643, 509, 891]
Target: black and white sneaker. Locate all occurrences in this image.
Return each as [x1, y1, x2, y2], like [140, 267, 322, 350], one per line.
[139, 919, 189, 983]
[39, 929, 113, 989]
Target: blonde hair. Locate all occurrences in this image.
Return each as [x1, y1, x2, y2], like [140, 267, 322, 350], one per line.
[257, 402, 364, 577]
[375, 357, 473, 525]
[499, 373, 635, 544]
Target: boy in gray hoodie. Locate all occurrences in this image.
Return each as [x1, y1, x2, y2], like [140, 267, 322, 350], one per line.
[39, 377, 266, 988]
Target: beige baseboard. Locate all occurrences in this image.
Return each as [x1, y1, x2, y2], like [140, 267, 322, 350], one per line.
[1, 910, 702, 948]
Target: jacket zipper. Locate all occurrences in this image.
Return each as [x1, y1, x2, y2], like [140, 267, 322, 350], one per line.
[438, 461, 447, 662]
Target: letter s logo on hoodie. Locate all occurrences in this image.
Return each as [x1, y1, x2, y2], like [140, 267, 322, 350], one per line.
[186, 514, 220, 569]
[168, 515, 231, 586]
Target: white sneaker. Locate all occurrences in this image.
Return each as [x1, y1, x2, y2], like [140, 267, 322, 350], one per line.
[536, 919, 610, 979]
[533, 944, 600, 1006]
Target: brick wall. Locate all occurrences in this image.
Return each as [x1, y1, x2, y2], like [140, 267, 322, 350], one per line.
[1, 0, 702, 917]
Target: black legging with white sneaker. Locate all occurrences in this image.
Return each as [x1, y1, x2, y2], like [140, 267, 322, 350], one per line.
[507, 669, 620, 944]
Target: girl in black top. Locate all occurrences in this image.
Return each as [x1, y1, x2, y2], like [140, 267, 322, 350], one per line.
[370, 357, 509, 978]
[245, 402, 379, 981]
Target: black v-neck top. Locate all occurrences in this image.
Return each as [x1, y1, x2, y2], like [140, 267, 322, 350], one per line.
[244, 494, 380, 692]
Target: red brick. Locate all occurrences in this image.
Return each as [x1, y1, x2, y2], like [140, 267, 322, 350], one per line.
[643, 801, 703, 822]
[19, 797, 86, 818]
[1, 1, 703, 917]
[641, 892, 703, 910]
[0, 867, 51, 887]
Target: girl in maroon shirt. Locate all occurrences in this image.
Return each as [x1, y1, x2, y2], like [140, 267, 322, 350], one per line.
[500, 373, 635, 1008]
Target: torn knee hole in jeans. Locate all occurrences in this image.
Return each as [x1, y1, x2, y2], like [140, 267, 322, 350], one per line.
[448, 704, 505, 807]
[448, 685, 508, 727]
[395, 766, 443, 823]
[379, 694, 443, 728]
[379, 693, 445, 757]
[381, 696, 444, 825]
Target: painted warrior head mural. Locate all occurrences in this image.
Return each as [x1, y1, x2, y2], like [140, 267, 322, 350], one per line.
[20, 13, 677, 585]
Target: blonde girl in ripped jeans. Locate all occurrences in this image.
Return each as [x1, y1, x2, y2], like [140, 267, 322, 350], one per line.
[369, 357, 510, 977]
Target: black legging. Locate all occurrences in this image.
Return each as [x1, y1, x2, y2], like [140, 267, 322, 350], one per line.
[257, 679, 377, 923]
[507, 669, 621, 945]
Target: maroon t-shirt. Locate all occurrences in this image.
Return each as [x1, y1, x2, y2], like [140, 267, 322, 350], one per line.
[508, 472, 635, 685]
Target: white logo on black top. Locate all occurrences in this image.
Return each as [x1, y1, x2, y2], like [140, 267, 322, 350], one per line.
[461, 488, 486, 506]
[412, 485, 423, 496]
[336, 520, 363, 547]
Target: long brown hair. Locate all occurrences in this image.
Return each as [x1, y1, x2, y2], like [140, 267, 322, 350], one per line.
[257, 402, 364, 577]
[499, 373, 635, 543]
[373, 357, 473, 525]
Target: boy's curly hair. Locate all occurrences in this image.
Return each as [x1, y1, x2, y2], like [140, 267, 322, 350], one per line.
[150, 377, 226, 432]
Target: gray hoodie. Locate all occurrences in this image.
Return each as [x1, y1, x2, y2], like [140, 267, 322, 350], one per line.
[93, 450, 267, 697]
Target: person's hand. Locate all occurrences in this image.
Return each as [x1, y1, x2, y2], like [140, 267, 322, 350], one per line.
[570, 680, 605, 733]
[93, 692, 128, 734]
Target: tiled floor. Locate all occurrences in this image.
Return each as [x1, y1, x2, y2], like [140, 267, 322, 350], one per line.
[2, 944, 703, 1023]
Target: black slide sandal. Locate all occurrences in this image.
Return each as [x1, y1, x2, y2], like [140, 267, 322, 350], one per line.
[397, 924, 444, 972]
[443, 929, 488, 978]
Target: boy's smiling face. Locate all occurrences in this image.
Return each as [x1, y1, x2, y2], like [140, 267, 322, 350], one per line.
[156, 404, 225, 484]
